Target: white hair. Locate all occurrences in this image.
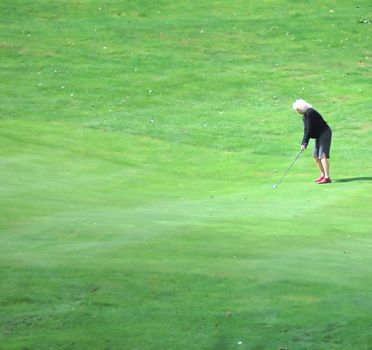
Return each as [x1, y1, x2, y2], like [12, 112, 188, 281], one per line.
[292, 99, 312, 113]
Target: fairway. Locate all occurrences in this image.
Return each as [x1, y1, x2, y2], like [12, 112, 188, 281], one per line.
[1, 1, 372, 349]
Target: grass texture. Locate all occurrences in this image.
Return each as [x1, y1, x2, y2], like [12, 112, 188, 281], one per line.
[1, 1, 372, 349]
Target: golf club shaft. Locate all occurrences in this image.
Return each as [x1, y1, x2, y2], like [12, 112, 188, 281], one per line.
[276, 149, 304, 187]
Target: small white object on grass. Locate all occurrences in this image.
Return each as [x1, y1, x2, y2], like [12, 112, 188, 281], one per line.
[272, 184, 277, 189]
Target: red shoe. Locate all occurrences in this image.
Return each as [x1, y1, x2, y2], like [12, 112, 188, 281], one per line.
[317, 177, 332, 184]
[315, 176, 325, 183]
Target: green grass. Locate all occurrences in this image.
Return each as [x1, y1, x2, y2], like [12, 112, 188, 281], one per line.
[1, 1, 372, 349]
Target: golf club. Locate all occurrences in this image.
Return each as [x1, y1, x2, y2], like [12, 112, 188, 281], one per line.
[272, 149, 304, 188]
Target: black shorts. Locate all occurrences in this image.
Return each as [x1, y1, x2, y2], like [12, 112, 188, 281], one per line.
[313, 128, 332, 159]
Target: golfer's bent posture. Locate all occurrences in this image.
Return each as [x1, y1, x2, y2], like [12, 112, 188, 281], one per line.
[293, 99, 332, 184]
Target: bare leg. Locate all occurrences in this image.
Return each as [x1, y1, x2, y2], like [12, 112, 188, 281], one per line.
[314, 157, 325, 177]
[320, 156, 330, 178]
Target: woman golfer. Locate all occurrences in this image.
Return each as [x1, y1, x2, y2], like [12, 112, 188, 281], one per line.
[293, 99, 332, 184]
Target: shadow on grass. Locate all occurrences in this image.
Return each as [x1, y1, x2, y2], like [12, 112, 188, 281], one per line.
[335, 177, 372, 183]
